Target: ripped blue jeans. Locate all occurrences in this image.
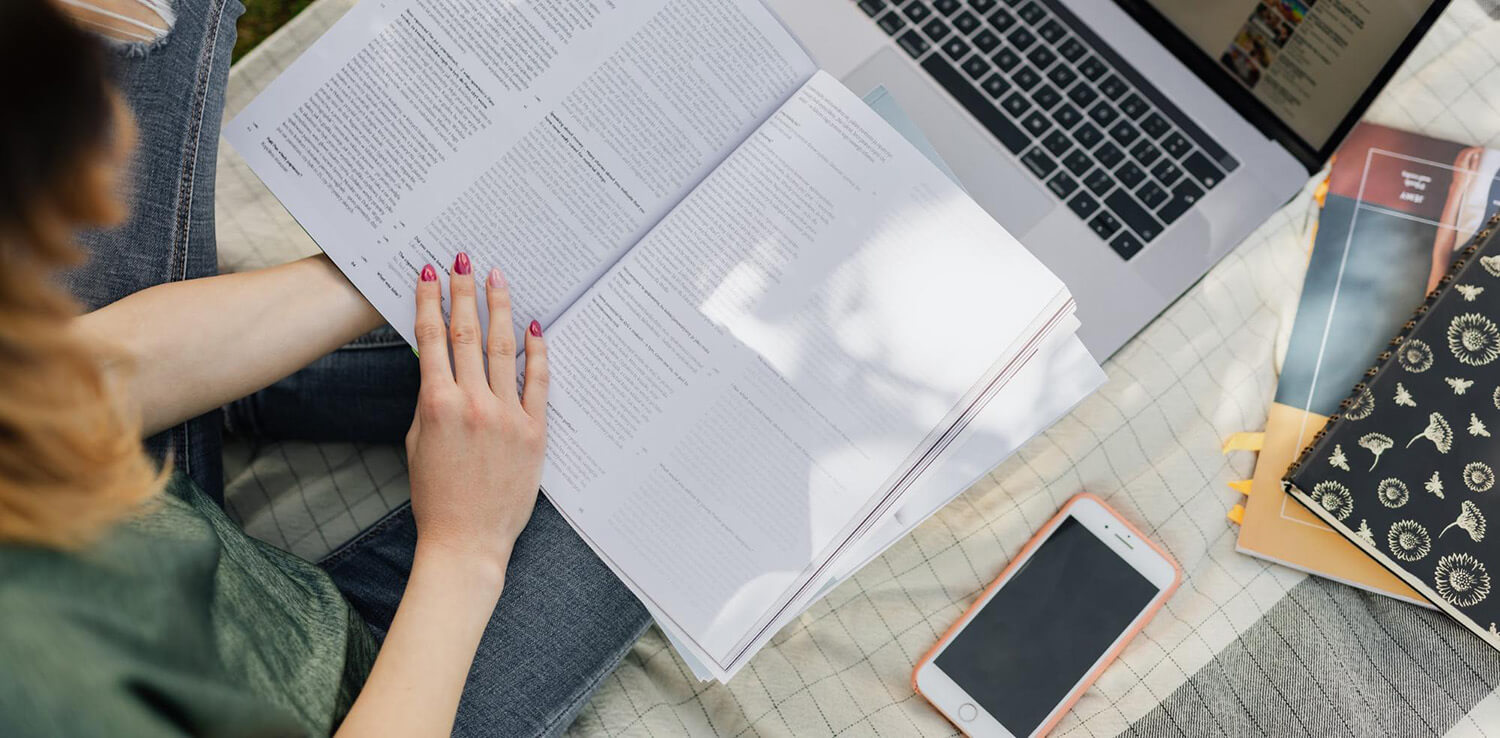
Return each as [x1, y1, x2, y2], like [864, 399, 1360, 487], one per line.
[64, 1, 649, 734]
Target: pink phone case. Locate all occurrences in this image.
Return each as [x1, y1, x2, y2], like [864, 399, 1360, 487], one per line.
[911, 492, 1183, 737]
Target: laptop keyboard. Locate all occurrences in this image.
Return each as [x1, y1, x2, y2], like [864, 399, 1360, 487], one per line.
[856, 0, 1240, 260]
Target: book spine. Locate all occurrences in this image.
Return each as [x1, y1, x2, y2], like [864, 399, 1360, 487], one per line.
[1284, 210, 1500, 479]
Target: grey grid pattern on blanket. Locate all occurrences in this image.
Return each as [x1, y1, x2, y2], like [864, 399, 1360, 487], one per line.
[214, 1, 1500, 734]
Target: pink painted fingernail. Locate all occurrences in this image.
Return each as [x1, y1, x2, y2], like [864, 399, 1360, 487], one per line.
[488, 267, 506, 288]
[454, 251, 472, 275]
[420, 264, 437, 282]
[529, 320, 542, 337]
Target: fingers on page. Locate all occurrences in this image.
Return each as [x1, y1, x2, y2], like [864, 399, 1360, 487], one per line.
[448, 252, 486, 386]
[522, 320, 548, 419]
[486, 267, 520, 398]
[414, 263, 452, 382]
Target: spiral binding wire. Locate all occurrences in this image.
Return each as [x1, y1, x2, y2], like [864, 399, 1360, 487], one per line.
[1283, 210, 1500, 480]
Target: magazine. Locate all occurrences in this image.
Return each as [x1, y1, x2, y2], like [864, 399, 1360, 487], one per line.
[1238, 121, 1500, 603]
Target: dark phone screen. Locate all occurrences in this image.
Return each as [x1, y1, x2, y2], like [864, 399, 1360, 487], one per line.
[934, 517, 1159, 735]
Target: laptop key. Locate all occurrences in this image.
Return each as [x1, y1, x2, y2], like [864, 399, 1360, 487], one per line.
[1098, 75, 1128, 99]
[1130, 139, 1162, 167]
[962, 55, 991, 79]
[1033, 84, 1062, 110]
[970, 0, 997, 11]
[921, 55, 1029, 153]
[877, 10, 906, 35]
[1001, 91, 1031, 117]
[923, 18, 952, 42]
[1105, 189, 1163, 241]
[1162, 131, 1191, 158]
[1182, 151, 1225, 188]
[1158, 180, 1203, 224]
[1088, 210, 1122, 239]
[1116, 160, 1145, 189]
[1027, 45, 1057, 71]
[859, 0, 887, 17]
[1083, 167, 1113, 195]
[1046, 63, 1077, 90]
[1057, 36, 1086, 62]
[1008, 26, 1036, 51]
[1095, 141, 1124, 169]
[1067, 190, 1100, 220]
[1150, 158, 1182, 186]
[1062, 149, 1092, 175]
[1042, 130, 1071, 156]
[897, 30, 930, 57]
[1053, 103, 1082, 130]
[1074, 122, 1103, 149]
[1078, 55, 1107, 80]
[1022, 110, 1051, 137]
[1119, 93, 1149, 119]
[1047, 171, 1080, 199]
[1088, 102, 1118, 127]
[1012, 65, 1041, 91]
[972, 28, 1001, 53]
[1038, 18, 1066, 44]
[904, 3, 932, 23]
[1136, 180, 1168, 209]
[1109, 120, 1139, 147]
[1140, 112, 1170, 139]
[988, 7, 1016, 32]
[981, 73, 1011, 98]
[1110, 231, 1145, 259]
[942, 36, 971, 59]
[934, 0, 961, 14]
[953, 10, 981, 33]
[992, 47, 1021, 71]
[1016, 0, 1044, 24]
[1067, 83, 1098, 109]
[1020, 146, 1058, 179]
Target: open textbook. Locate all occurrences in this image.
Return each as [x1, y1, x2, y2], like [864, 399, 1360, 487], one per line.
[227, 0, 1101, 681]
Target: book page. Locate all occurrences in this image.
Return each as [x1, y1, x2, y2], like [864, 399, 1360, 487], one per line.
[664, 330, 1104, 682]
[537, 71, 1068, 676]
[226, 0, 814, 344]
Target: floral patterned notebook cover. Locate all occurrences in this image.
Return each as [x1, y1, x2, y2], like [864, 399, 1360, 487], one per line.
[1285, 211, 1500, 652]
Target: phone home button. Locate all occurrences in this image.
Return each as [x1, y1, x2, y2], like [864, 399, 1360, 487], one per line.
[958, 703, 978, 722]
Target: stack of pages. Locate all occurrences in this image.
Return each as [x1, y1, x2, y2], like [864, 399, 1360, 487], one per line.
[227, 0, 1105, 681]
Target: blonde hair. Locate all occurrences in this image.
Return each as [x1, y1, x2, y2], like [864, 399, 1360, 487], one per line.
[0, 217, 166, 549]
[0, 0, 166, 549]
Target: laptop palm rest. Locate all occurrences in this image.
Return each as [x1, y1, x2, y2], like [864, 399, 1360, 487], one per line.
[843, 49, 1055, 236]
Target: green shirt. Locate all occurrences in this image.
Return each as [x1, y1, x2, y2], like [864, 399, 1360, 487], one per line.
[0, 475, 377, 736]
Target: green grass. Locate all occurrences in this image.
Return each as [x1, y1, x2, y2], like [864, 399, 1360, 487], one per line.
[234, 0, 315, 61]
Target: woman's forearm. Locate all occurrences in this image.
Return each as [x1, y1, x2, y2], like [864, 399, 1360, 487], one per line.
[73, 255, 384, 436]
[335, 544, 507, 737]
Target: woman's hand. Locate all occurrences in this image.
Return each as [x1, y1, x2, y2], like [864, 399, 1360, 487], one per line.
[336, 254, 547, 736]
[338, 254, 547, 736]
[406, 251, 549, 580]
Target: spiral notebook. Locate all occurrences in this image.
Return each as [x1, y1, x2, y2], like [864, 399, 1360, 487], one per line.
[1284, 211, 1500, 651]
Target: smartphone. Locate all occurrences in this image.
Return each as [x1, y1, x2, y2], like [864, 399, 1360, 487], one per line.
[913, 493, 1181, 737]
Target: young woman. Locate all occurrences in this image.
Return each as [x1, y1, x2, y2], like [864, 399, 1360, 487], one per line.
[0, 1, 649, 735]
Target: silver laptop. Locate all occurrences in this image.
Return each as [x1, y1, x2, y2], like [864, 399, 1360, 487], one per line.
[767, 0, 1450, 357]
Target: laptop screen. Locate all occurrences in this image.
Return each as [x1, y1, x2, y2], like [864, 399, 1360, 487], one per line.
[1138, 0, 1438, 152]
